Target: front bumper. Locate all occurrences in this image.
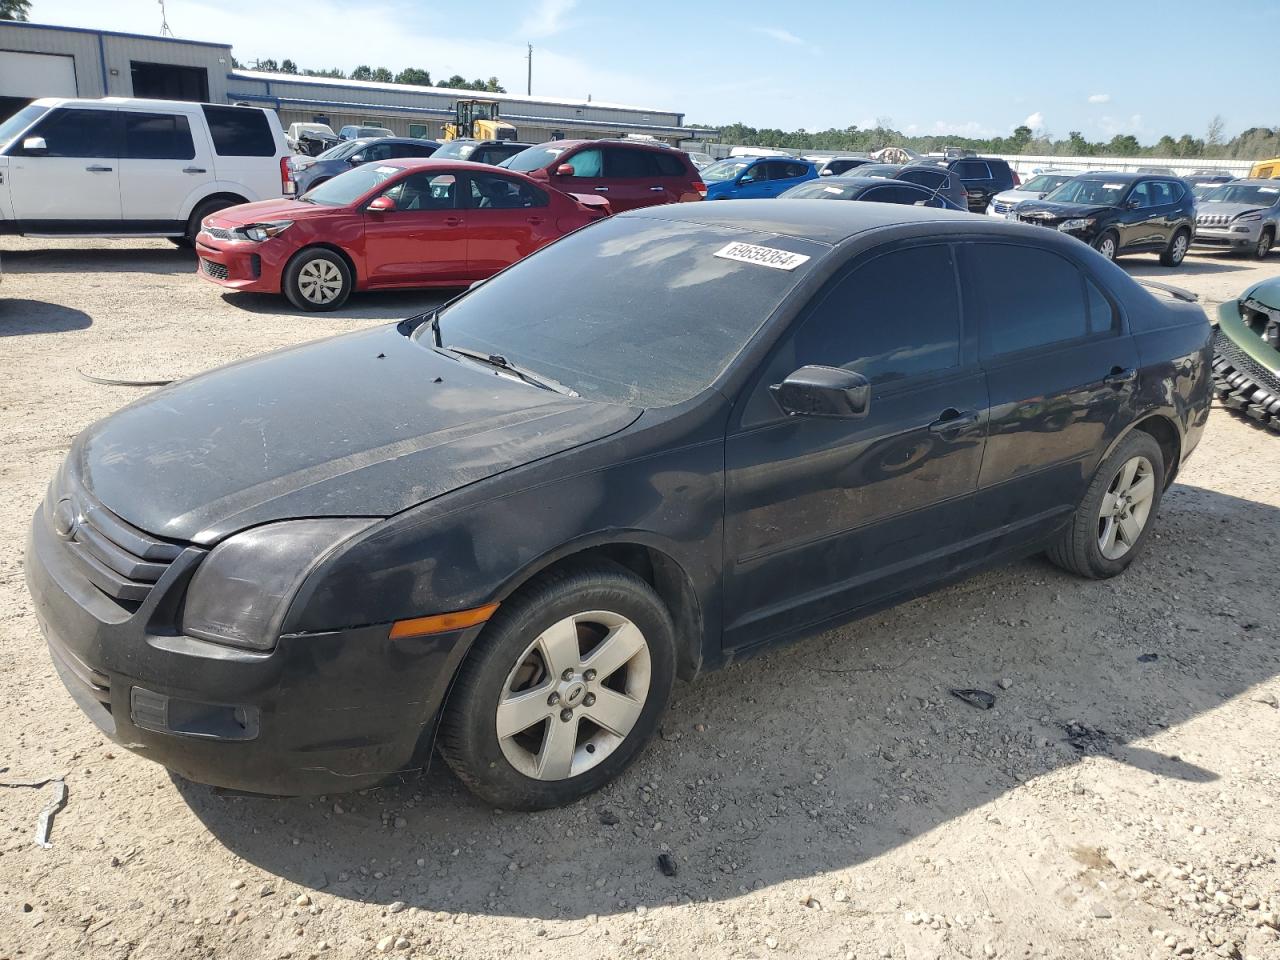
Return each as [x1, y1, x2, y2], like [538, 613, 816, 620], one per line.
[194, 235, 288, 294]
[1193, 223, 1262, 248]
[25, 496, 475, 795]
[1211, 328, 1280, 432]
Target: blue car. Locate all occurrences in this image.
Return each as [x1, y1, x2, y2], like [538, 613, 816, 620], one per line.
[702, 156, 819, 199]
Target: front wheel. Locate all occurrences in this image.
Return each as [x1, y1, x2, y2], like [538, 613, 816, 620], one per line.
[1093, 231, 1119, 261]
[1255, 228, 1274, 260]
[1160, 228, 1190, 267]
[1046, 430, 1166, 579]
[438, 562, 676, 810]
[283, 248, 353, 311]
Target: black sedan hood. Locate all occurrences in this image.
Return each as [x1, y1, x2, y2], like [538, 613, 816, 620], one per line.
[74, 325, 640, 545]
[1015, 199, 1113, 219]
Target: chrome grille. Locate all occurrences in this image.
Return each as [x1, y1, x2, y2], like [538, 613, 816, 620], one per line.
[54, 481, 182, 607]
[1197, 213, 1229, 226]
[993, 201, 1012, 214]
[201, 224, 235, 240]
[201, 258, 229, 281]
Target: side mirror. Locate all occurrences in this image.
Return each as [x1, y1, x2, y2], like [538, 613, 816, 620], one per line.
[22, 136, 47, 154]
[554, 163, 576, 177]
[770, 365, 870, 419]
[349, 153, 366, 164]
[1127, 198, 1142, 209]
[819, 168, 834, 176]
[366, 195, 396, 212]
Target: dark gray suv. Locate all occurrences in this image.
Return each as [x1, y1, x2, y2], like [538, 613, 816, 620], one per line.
[292, 136, 440, 194]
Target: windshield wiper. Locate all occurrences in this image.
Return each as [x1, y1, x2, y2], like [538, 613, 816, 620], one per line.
[444, 346, 579, 397]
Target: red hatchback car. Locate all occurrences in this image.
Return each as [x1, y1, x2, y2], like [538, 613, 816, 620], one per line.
[195, 159, 611, 311]
[503, 139, 706, 211]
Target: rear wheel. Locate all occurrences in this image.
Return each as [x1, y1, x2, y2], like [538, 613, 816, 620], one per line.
[1046, 431, 1166, 579]
[1160, 228, 1190, 266]
[1255, 228, 1274, 260]
[1093, 231, 1119, 261]
[438, 562, 676, 810]
[283, 248, 353, 311]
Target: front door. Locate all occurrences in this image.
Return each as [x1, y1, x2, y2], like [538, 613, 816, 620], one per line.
[464, 171, 559, 278]
[7, 106, 122, 224]
[723, 242, 988, 650]
[362, 170, 468, 284]
[118, 109, 211, 226]
[960, 241, 1140, 546]
[548, 147, 611, 208]
[1116, 180, 1163, 250]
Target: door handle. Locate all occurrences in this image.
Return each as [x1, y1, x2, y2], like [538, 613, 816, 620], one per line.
[594, 186, 609, 192]
[85, 165, 113, 173]
[444, 216, 463, 226]
[928, 409, 979, 434]
[1103, 366, 1137, 387]
[182, 166, 207, 174]
[649, 186, 665, 192]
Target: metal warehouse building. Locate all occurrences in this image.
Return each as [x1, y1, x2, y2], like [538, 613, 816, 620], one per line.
[0, 21, 709, 145]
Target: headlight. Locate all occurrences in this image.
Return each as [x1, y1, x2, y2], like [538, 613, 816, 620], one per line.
[182, 519, 376, 651]
[234, 220, 294, 242]
[1059, 218, 1095, 232]
[1235, 212, 1263, 222]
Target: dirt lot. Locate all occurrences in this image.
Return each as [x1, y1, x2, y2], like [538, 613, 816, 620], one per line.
[0, 238, 1278, 960]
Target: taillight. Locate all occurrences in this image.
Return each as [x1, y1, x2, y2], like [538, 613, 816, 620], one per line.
[1011, 170, 1022, 186]
[281, 157, 297, 197]
[693, 180, 707, 199]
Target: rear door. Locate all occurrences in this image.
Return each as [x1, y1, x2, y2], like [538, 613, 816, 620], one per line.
[723, 241, 987, 649]
[961, 241, 1139, 546]
[860, 183, 944, 207]
[8, 106, 122, 224]
[601, 147, 660, 210]
[463, 171, 559, 277]
[362, 169, 468, 283]
[118, 108, 211, 226]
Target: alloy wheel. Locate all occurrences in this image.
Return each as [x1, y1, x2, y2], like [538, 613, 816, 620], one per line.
[297, 259, 345, 304]
[1097, 455, 1156, 560]
[1258, 234, 1273, 259]
[496, 610, 651, 781]
[1097, 236, 1116, 260]
[1170, 233, 1188, 264]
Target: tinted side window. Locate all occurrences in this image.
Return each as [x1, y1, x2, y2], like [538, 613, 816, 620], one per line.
[565, 147, 602, 177]
[954, 160, 991, 180]
[965, 244, 1092, 357]
[27, 108, 118, 158]
[363, 143, 394, 161]
[381, 172, 457, 210]
[902, 169, 946, 189]
[862, 185, 933, 205]
[1086, 278, 1118, 335]
[391, 142, 436, 159]
[785, 162, 810, 179]
[1128, 182, 1155, 208]
[653, 152, 687, 176]
[122, 112, 195, 160]
[605, 148, 658, 178]
[201, 105, 275, 157]
[795, 244, 961, 384]
[469, 172, 548, 209]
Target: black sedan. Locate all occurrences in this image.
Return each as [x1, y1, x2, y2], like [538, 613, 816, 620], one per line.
[26, 202, 1213, 808]
[781, 175, 960, 209]
[1014, 172, 1197, 266]
[836, 162, 970, 212]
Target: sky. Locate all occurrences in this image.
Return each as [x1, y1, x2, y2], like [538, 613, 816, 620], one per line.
[27, 0, 1280, 143]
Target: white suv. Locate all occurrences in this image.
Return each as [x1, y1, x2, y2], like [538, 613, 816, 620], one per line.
[0, 97, 292, 246]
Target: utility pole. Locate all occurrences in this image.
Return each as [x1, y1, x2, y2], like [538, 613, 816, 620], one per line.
[526, 43, 532, 96]
[158, 0, 173, 36]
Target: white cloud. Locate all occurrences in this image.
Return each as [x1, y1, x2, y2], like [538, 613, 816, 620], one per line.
[519, 0, 578, 40]
[751, 26, 804, 45]
[1099, 113, 1147, 138]
[1088, 93, 1111, 104]
[1023, 111, 1045, 132]
[929, 119, 996, 138]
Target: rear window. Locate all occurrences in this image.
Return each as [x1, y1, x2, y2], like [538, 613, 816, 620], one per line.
[201, 105, 276, 157]
[953, 160, 991, 180]
[428, 217, 829, 406]
[123, 112, 195, 160]
[653, 151, 688, 176]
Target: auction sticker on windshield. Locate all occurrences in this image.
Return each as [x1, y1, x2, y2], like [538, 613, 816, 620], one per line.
[714, 242, 811, 271]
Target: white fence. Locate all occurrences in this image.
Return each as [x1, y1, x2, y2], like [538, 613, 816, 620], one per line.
[681, 142, 1259, 178]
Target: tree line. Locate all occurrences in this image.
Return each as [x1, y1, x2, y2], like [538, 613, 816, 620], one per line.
[232, 57, 505, 94]
[699, 116, 1280, 161]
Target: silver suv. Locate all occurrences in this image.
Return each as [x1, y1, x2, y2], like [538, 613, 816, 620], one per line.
[1193, 179, 1280, 259]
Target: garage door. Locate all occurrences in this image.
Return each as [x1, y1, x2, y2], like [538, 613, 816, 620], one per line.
[0, 50, 78, 98]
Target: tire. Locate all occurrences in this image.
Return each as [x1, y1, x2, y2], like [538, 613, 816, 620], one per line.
[282, 248, 353, 311]
[183, 198, 241, 247]
[1255, 228, 1274, 260]
[438, 561, 677, 810]
[1093, 231, 1119, 262]
[1160, 228, 1190, 267]
[1046, 430, 1166, 580]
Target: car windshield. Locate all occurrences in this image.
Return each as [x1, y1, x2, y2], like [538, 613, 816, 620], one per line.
[423, 217, 829, 406]
[0, 104, 48, 151]
[1044, 178, 1128, 205]
[1204, 183, 1280, 206]
[504, 145, 569, 172]
[700, 160, 751, 182]
[315, 139, 368, 161]
[301, 163, 398, 205]
[781, 181, 857, 199]
[1020, 174, 1072, 193]
[432, 141, 477, 160]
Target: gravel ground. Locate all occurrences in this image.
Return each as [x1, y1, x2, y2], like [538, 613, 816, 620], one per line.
[0, 238, 1278, 960]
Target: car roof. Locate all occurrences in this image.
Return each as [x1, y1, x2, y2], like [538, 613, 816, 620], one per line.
[619, 198, 1002, 244]
[1223, 178, 1279, 186]
[359, 136, 442, 145]
[1076, 172, 1143, 182]
[366, 158, 529, 174]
